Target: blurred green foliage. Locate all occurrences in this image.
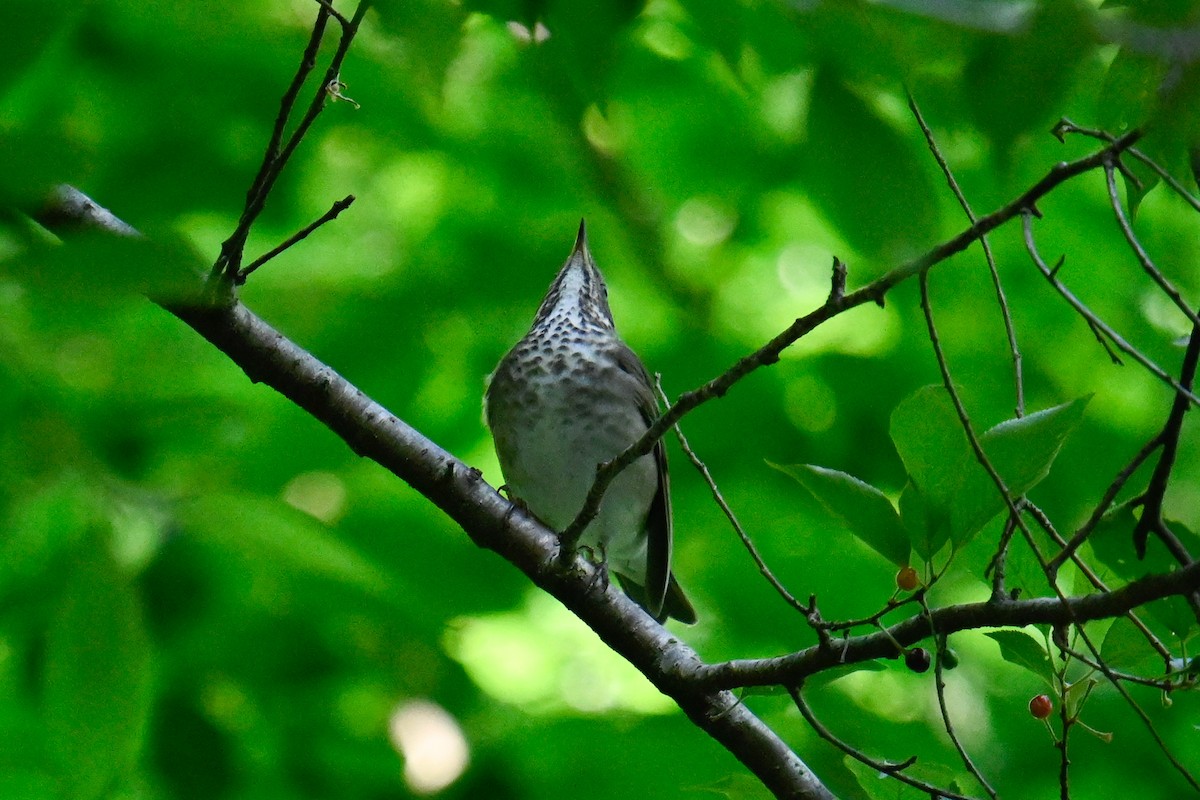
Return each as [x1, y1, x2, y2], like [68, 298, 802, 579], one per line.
[4, 0, 1200, 798]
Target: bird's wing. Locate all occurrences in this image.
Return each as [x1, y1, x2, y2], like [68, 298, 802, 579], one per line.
[613, 343, 671, 618]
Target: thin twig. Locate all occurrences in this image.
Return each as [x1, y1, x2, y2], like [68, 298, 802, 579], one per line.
[919, 268, 1035, 563]
[237, 194, 355, 281]
[213, 1, 370, 281]
[1054, 118, 1200, 213]
[819, 591, 923, 636]
[909, 93, 1024, 417]
[561, 133, 1142, 544]
[987, 515, 1019, 602]
[1022, 213, 1200, 408]
[211, 5, 331, 281]
[653, 378, 813, 621]
[1056, 654, 1071, 800]
[1056, 643, 1177, 690]
[787, 687, 979, 800]
[313, 0, 351, 26]
[1104, 164, 1200, 330]
[1134, 322, 1200, 557]
[920, 596, 997, 800]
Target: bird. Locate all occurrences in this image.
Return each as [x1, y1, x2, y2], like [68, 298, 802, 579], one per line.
[484, 220, 696, 624]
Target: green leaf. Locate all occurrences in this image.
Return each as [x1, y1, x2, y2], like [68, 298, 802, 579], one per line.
[889, 385, 971, 509]
[1100, 618, 1162, 674]
[803, 68, 939, 260]
[980, 397, 1090, 497]
[1098, 47, 1169, 217]
[891, 388, 1088, 551]
[176, 493, 391, 598]
[948, 397, 1090, 541]
[898, 480, 950, 562]
[1065, 676, 1099, 719]
[890, 386, 976, 554]
[1003, 543, 1057, 601]
[44, 536, 153, 800]
[985, 630, 1053, 686]
[1088, 502, 1142, 580]
[770, 462, 908, 566]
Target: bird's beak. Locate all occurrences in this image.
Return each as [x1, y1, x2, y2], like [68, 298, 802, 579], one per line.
[571, 218, 589, 261]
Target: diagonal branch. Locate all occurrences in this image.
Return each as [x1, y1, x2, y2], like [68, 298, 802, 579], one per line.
[1104, 164, 1200, 330]
[36, 185, 837, 800]
[1134, 321, 1200, 558]
[237, 194, 355, 282]
[166, 304, 835, 800]
[213, 0, 370, 281]
[910, 92, 1024, 418]
[562, 131, 1141, 544]
[1023, 213, 1200, 408]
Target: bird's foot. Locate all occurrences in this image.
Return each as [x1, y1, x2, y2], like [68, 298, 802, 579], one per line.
[580, 544, 611, 593]
[500, 489, 557, 531]
[498, 484, 528, 509]
[498, 487, 531, 531]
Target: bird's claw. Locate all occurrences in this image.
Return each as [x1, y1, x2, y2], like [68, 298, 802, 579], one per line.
[579, 544, 611, 593]
[498, 484, 528, 508]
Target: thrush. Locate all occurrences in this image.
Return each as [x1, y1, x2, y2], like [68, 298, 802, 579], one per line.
[485, 221, 696, 624]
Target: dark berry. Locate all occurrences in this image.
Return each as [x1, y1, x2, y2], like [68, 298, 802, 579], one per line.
[905, 648, 931, 673]
[896, 565, 920, 591]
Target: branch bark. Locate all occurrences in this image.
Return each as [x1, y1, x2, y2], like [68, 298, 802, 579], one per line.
[34, 185, 836, 800]
[167, 300, 835, 800]
[697, 559, 1200, 691]
[37, 145, 1200, 793]
[564, 131, 1142, 542]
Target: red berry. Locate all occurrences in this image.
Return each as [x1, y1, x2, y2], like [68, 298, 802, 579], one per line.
[1029, 694, 1053, 719]
[896, 566, 920, 591]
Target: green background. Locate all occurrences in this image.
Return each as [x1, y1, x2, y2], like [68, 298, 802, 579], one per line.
[4, 1, 1200, 798]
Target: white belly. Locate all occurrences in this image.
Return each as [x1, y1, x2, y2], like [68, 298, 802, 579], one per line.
[488, 351, 656, 578]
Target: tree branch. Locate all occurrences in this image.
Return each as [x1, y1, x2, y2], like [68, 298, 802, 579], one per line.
[1023, 213, 1200, 407]
[213, 0, 370, 281]
[166, 302, 834, 800]
[695, 559, 1200, 691]
[1134, 321, 1200, 558]
[236, 194, 355, 282]
[563, 131, 1141, 544]
[34, 186, 837, 800]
